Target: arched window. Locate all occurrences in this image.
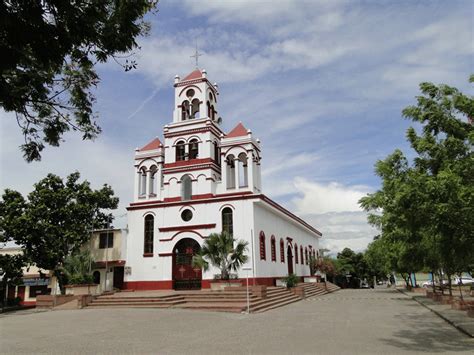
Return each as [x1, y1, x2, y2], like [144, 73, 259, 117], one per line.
[181, 100, 190, 120]
[191, 99, 200, 118]
[214, 141, 221, 165]
[211, 105, 215, 120]
[149, 166, 157, 196]
[271, 236, 276, 262]
[259, 231, 266, 260]
[222, 207, 233, 235]
[305, 247, 308, 265]
[238, 153, 248, 187]
[188, 139, 199, 160]
[144, 215, 154, 254]
[280, 239, 285, 263]
[181, 175, 192, 201]
[300, 246, 304, 265]
[93, 271, 100, 284]
[295, 243, 298, 264]
[176, 141, 186, 161]
[207, 101, 211, 117]
[226, 155, 235, 189]
[139, 168, 147, 196]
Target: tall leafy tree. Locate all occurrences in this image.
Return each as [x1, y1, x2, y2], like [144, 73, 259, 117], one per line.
[0, 0, 157, 161]
[0, 172, 118, 291]
[360, 76, 474, 294]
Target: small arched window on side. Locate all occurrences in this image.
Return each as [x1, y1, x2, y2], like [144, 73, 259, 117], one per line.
[295, 243, 299, 264]
[139, 168, 147, 197]
[149, 165, 157, 196]
[222, 207, 233, 235]
[226, 155, 236, 189]
[271, 236, 276, 262]
[176, 140, 186, 161]
[213, 141, 221, 165]
[280, 238, 285, 263]
[305, 247, 308, 265]
[181, 175, 192, 201]
[207, 101, 211, 118]
[181, 100, 190, 121]
[191, 98, 200, 119]
[188, 139, 199, 160]
[144, 215, 154, 255]
[259, 231, 266, 260]
[211, 105, 215, 120]
[238, 153, 248, 187]
[300, 246, 304, 265]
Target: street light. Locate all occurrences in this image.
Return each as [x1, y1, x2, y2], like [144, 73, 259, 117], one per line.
[242, 266, 252, 314]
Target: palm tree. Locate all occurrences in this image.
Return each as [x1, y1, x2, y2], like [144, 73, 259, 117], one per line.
[192, 232, 248, 280]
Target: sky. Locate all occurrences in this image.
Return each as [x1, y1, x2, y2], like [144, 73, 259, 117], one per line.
[1, 0, 473, 254]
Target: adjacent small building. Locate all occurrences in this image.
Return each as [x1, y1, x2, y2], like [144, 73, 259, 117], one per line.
[0, 247, 50, 306]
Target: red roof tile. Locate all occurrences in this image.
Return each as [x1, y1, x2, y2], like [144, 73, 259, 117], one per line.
[139, 138, 162, 151]
[182, 69, 203, 81]
[226, 122, 248, 138]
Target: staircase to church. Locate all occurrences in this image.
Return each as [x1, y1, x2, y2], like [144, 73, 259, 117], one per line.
[87, 282, 340, 313]
[87, 294, 186, 308]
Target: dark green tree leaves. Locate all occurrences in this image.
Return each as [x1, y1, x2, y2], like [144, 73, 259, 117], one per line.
[0, 0, 157, 161]
[360, 76, 474, 292]
[0, 172, 118, 289]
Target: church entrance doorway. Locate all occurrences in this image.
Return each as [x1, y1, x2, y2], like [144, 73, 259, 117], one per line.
[287, 245, 293, 275]
[172, 238, 202, 290]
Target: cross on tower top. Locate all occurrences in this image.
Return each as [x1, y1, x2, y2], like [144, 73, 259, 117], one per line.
[190, 42, 202, 68]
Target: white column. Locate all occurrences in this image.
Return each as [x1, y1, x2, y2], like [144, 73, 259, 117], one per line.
[222, 158, 227, 189]
[235, 158, 240, 190]
[248, 157, 254, 191]
[134, 170, 140, 200]
[145, 170, 150, 197]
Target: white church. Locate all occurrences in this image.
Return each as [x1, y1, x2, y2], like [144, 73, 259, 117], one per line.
[124, 68, 322, 290]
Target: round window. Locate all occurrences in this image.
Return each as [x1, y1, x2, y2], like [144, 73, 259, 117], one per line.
[181, 209, 193, 222]
[186, 89, 195, 99]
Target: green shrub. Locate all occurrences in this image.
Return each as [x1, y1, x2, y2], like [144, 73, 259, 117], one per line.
[283, 274, 299, 288]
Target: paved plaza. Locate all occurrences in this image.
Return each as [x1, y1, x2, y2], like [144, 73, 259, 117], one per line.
[1, 288, 473, 354]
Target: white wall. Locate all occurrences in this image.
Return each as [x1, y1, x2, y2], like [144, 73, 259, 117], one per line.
[252, 202, 320, 278]
[125, 197, 257, 283]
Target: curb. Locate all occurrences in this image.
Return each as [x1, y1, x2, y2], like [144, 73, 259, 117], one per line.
[397, 289, 473, 338]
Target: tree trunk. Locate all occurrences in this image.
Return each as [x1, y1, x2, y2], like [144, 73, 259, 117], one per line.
[431, 271, 436, 293]
[447, 274, 452, 296]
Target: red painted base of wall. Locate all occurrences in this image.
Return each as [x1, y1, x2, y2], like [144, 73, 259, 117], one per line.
[123, 277, 303, 291]
[123, 281, 174, 290]
[20, 301, 36, 306]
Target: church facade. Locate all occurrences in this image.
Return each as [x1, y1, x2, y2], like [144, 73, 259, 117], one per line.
[124, 69, 322, 290]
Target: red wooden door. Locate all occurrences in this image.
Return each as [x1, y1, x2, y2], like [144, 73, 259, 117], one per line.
[173, 238, 201, 290]
[287, 246, 294, 275]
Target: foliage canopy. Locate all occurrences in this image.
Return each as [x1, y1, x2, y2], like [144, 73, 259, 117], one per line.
[0, 0, 157, 161]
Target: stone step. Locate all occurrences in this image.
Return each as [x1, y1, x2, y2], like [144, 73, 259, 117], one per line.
[88, 302, 173, 308]
[181, 294, 259, 300]
[176, 302, 245, 313]
[252, 296, 302, 313]
[96, 295, 183, 301]
[249, 291, 295, 308]
[180, 297, 249, 303]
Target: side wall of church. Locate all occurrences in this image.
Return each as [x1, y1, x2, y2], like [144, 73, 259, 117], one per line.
[252, 202, 320, 281]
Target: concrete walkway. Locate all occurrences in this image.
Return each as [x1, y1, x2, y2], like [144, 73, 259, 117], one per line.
[403, 292, 474, 338]
[1, 288, 473, 354]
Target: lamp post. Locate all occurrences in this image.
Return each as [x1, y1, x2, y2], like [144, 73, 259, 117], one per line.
[242, 266, 252, 314]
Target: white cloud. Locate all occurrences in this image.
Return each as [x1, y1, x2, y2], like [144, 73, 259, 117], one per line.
[292, 178, 370, 214]
[0, 110, 133, 228]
